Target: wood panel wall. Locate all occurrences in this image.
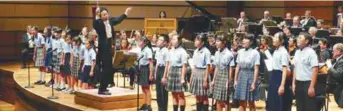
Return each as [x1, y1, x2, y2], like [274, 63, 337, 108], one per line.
[243, 1, 338, 26]
[0, 1, 228, 61]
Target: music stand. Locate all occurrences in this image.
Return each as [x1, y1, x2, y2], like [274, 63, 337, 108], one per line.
[220, 17, 238, 32]
[24, 53, 34, 89]
[328, 35, 343, 47]
[316, 30, 330, 38]
[290, 27, 303, 36]
[272, 16, 283, 24]
[245, 22, 262, 36]
[113, 51, 125, 69]
[263, 20, 278, 27]
[113, 51, 125, 87]
[265, 26, 282, 36]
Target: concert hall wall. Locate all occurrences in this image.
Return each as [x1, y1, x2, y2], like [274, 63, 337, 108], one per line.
[0, 1, 340, 61]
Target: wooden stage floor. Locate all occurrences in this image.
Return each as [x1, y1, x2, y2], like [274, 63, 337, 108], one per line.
[0, 62, 342, 111]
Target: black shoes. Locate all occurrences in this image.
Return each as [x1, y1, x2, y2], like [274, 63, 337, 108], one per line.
[98, 90, 111, 95]
[139, 104, 152, 111]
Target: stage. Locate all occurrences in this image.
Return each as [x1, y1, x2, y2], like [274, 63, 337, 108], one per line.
[0, 62, 342, 111]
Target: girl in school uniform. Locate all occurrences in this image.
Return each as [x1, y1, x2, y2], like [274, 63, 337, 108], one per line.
[234, 34, 260, 111]
[137, 36, 154, 111]
[211, 34, 235, 111]
[45, 26, 57, 87]
[70, 37, 83, 92]
[162, 34, 188, 111]
[81, 39, 96, 89]
[267, 32, 292, 111]
[43, 26, 53, 75]
[51, 28, 64, 89]
[32, 26, 46, 85]
[189, 33, 211, 111]
[61, 34, 73, 93]
[154, 34, 169, 111]
[55, 30, 68, 91]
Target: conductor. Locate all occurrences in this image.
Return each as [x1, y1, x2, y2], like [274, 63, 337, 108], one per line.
[93, 7, 132, 95]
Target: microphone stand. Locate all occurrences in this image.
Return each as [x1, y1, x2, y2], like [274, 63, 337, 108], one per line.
[136, 56, 143, 110]
[24, 52, 34, 89]
[47, 49, 58, 99]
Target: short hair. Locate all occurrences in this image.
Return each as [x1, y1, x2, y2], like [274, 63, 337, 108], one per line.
[306, 10, 312, 14]
[55, 27, 63, 33]
[244, 33, 255, 42]
[319, 38, 328, 45]
[73, 36, 82, 45]
[160, 34, 169, 43]
[290, 37, 297, 44]
[216, 33, 228, 45]
[195, 33, 208, 43]
[31, 26, 39, 31]
[299, 32, 313, 45]
[99, 7, 108, 13]
[264, 10, 270, 14]
[334, 43, 343, 52]
[317, 19, 324, 24]
[27, 25, 32, 29]
[293, 16, 300, 20]
[309, 27, 318, 33]
[274, 32, 284, 43]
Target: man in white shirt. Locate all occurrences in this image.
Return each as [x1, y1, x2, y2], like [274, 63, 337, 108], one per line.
[21, 25, 35, 68]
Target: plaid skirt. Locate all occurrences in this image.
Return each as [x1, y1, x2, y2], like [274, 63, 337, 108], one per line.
[138, 65, 150, 85]
[189, 68, 209, 96]
[213, 68, 233, 101]
[60, 53, 71, 75]
[52, 52, 62, 73]
[71, 56, 81, 78]
[34, 47, 45, 67]
[166, 67, 187, 92]
[233, 69, 259, 101]
[44, 48, 52, 67]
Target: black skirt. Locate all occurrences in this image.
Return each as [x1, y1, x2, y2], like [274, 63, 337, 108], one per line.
[138, 65, 151, 86]
[61, 53, 71, 75]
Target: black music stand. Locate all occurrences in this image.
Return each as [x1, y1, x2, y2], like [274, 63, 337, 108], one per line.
[24, 53, 34, 89]
[246, 22, 262, 36]
[290, 27, 303, 36]
[328, 35, 343, 47]
[47, 49, 58, 100]
[266, 26, 282, 36]
[316, 30, 330, 38]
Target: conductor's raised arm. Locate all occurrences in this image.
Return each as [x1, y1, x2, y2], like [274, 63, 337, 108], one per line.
[110, 7, 132, 26]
